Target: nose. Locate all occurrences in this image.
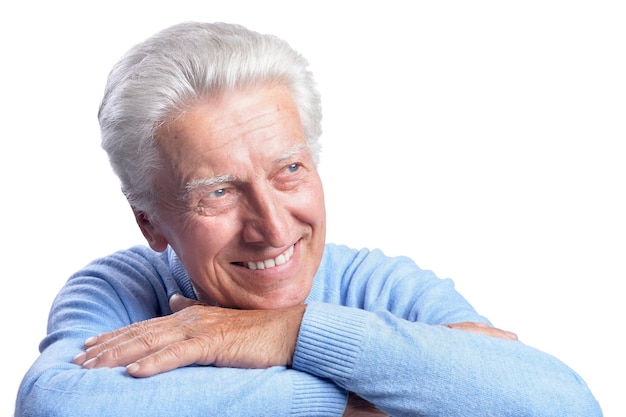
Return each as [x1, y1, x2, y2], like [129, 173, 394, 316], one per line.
[242, 186, 291, 247]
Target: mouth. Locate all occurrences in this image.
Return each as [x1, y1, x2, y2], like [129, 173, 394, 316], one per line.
[232, 244, 295, 270]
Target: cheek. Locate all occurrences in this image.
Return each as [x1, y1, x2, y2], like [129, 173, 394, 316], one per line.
[305, 183, 326, 223]
[289, 183, 326, 241]
[168, 220, 228, 264]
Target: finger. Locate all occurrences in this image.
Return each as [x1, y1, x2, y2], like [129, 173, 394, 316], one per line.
[502, 330, 519, 341]
[75, 319, 185, 368]
[169, 293, 202, 313]
[475, 326, 518, 341]
[73, 332, 139, 366]
[81, 338, 153, 369]
[444, 322, 519, 341]
[81, 315, 173, 349]
[125, 337, 214, 378]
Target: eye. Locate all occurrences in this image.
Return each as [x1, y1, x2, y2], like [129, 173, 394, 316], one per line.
[194, 187, 238, 216]
[286, 163, 301, 173]
[210, 188, 227, 198]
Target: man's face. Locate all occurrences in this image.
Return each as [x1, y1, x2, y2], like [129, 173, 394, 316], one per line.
[139, 84, 326, 310]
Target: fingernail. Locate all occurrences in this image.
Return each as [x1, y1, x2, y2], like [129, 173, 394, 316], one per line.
[72, 352, 86, 365]
[126, 363, 140, 374]
[505, 331, 518, 341]
[83, 358, 97, 369]
[84, 336, 98, 347]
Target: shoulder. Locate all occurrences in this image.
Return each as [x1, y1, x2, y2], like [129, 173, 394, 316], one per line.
[321, 243, 422, 275]
[80, 245, 169, 272]
[65, 245, 172, 292]
[54, 245, 175, 323]
[315, 243, 428, 299]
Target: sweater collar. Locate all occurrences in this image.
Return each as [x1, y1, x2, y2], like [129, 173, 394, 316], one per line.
[166, 247, 197, 300]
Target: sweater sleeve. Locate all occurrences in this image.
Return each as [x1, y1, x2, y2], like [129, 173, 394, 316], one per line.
[15, 247, 347, 417]
[293, 302, 602, 417]
[296, 245, 603, 416]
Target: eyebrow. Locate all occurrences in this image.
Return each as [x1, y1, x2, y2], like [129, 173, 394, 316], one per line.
[184, 174, 237, 198]
[183, 143, 311, 195]
[274, 143, 310, 164]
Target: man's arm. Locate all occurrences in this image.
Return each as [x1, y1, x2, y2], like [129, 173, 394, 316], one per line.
[295, 301, 603, 417]
[16, 248, 347, 417]
[73, 298, 305, 376]
[75, 295, 601, 417]
[75, 295, 516, 377]
[60, 246, 603, 416]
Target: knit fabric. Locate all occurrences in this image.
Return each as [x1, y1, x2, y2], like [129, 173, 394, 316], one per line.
[15, 244, 602, 416]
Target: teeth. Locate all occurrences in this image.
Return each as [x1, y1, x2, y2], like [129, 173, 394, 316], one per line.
[247, 245, 294, 270]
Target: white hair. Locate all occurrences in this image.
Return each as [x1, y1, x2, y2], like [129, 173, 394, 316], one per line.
[99, 21, 322, 217]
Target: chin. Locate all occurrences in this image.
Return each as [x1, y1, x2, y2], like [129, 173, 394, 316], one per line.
[243, 291, 309, 310]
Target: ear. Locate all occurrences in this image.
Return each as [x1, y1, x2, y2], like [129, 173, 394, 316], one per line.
[132, 207, 169, 252]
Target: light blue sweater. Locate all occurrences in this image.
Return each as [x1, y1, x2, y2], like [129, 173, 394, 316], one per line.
[16, 244, 602, 416]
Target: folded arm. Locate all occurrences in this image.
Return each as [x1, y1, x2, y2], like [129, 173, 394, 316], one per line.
[73, 294, 514, 377]
[74, 296, 601, 417]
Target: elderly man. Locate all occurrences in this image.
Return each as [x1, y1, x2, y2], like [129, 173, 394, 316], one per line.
[16, 22, 601, 416]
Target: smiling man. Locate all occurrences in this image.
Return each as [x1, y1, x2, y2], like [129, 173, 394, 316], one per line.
[139, 85, 326, 310]
[15, 22, 602, 417]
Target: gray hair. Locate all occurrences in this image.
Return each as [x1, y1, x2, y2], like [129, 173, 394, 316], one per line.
[98, 21, 322, 217]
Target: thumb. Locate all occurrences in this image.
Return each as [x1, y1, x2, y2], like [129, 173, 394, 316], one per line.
[169, 293, 201, 313]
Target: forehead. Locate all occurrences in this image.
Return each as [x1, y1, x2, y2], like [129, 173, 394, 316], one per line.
[161, 84, 301, 143]
[155, 84, 307, 184]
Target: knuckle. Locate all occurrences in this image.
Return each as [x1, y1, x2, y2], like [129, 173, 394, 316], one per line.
[163, 342, 187, 361]
[89, 342, 124, 366]
[137, 330, 160, 350]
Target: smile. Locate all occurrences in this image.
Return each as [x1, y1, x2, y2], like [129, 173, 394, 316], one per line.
[243, 244, 295, 270]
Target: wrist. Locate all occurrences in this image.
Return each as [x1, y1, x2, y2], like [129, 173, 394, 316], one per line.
[284, 304, 306, 366]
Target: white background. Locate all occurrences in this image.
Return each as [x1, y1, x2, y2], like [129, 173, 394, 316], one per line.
[2, 1, 624, 416]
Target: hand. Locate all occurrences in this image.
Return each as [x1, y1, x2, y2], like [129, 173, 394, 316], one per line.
[72, 294, 305, 378]
[443, 321, 518, 341]
[343, 393, 388, 417]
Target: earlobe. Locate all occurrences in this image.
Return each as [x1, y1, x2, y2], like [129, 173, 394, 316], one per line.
[133, 208, 169, 252]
